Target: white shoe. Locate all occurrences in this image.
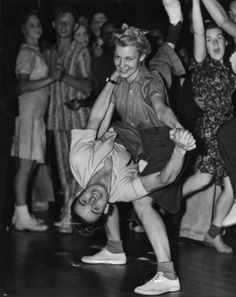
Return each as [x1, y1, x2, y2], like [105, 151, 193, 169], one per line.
[81, 248, 127, 265]
[14, 217, 48, 232]
[134, 272, 180, 295]
[222, 202, 236, 227]
[12, 214, 44, 225]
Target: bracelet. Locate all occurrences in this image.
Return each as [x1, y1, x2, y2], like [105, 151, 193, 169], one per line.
[106, 77, 117, 85]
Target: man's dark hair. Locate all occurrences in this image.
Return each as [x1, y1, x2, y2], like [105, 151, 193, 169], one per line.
[71, 195, 109, 236]
[53, 5, 78, 23]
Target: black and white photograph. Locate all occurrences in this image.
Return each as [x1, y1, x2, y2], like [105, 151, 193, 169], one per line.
[1, 0, 236, 296]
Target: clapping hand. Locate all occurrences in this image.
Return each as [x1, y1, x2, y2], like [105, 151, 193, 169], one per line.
[50, 63, 65, 81]
[170, 128, 196, 153]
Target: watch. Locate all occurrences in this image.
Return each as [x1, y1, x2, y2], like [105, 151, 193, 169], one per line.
[106, 77, 117, 84]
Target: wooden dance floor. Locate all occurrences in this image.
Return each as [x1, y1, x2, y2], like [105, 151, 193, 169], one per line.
[1, 204, 236, 297]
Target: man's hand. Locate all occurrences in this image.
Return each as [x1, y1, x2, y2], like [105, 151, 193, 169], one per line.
[170, 128, 196, 154]
[162, 0, 183, 25]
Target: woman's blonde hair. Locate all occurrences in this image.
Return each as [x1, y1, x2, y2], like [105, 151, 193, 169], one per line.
[112, 23, 151, 56]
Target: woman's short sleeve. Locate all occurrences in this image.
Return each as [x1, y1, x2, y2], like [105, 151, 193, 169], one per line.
[15, 48, 35, 75]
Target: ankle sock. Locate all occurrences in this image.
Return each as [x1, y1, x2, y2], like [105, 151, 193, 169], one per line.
[208, 224, 221, 238]
[158, 261, 176, 280]
[15, 205, 31, 221]
[106, 240, 124, 254]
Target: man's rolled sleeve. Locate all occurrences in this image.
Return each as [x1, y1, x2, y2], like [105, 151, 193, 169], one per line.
[122, 176, 148, 202]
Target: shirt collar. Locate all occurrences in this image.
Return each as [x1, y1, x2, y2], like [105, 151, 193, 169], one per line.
[120, 64, 148, 86]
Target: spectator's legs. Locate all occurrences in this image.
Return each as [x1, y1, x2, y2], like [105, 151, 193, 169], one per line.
[204, 176, 234, 254]
[54, 130, 71, 203]
[212, 176, 234, 227]
[14, 159, 34, 206]
[53, 130, 81, 232]
[13, 159, 47, 232]
[217, 118, 236, 197]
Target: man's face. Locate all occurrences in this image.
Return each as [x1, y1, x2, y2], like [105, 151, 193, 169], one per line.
[54, 12, 76, 39]
[101, 23, 117, 48]
[73, 185, 109, 223]
[114, 45, 144, 83]
[229, 1, 236, 23]
[91, 13, 107, 37]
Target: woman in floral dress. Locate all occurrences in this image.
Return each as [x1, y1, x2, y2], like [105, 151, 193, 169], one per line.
[182, 0, 236, 253]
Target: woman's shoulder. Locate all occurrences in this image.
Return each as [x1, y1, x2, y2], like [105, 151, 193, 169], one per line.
[140, 67, 166, 90]
[17, 44, 39, 60]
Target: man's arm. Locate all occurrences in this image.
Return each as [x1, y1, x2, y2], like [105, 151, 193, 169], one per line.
[163, 0, 183, 49]
[201, 0, 236, 39]
[61, 73, 91, 93]
[149, 0, 185, 89]
[140, 129, 196, 192]
[86, 71, 118, 132]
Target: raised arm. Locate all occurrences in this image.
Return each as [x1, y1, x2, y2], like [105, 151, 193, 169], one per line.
[140, 129, 196, 193]
[192, 0, 207, 63]
[162, 0, 183, 49]
[201, 0, 236, 39]
[149, 0, 185, 89]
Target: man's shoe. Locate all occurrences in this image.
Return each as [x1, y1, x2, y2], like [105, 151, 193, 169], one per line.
[203, 233, 233, 254]
[134, 272, 180, 295]
[81, 248, 127, 265]
[222, 202, 236, 227]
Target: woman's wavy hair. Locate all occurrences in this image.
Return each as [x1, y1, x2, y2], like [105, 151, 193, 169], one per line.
[112, 23, 151, 56]
[71, 194, 109, 236]
[17, 9, 44, 48]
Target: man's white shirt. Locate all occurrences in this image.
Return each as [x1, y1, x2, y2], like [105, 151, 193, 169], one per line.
[70, 128, 148, 203]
